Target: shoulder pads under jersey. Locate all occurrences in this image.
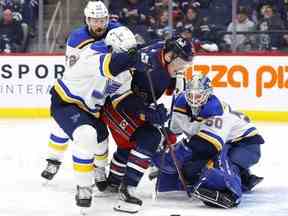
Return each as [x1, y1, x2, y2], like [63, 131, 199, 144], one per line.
[90, 41, 109, 54]
[199, 95, 224, 118]
[173, 92, 189, 114]
[67, 26, 94, 49]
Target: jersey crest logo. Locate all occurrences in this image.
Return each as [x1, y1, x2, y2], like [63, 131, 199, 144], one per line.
[70, 113, 81, 123]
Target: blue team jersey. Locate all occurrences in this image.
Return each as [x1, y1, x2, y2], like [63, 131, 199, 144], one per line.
[132, 42, 172, 104]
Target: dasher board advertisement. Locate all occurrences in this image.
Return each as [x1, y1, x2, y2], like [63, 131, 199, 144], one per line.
[0, 53, 287, 120]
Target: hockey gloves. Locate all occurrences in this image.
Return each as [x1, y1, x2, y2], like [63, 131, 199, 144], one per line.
[141, 104, 169, 125]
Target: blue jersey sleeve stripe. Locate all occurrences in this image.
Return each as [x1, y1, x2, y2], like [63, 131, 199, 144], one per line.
[50, 134, 69, 143]
[72, 156, 94, 164]
[231, 127, 258, 142]
[99, 54, 105, 76]
[242, 127, 257, 137]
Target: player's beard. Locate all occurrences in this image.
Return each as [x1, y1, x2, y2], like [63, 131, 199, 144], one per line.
[90, 27, 106, 38]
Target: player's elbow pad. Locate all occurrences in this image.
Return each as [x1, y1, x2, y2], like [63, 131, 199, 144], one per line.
[185, 135, 219, 161]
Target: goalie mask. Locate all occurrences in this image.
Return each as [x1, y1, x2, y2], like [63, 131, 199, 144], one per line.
[104, 26, 137, 53]
[185, 73, 213, 115]
[84, 1, 109, 37]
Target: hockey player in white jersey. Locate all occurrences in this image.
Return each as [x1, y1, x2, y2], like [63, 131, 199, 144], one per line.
[151, 72, 264, 208]
[47, 26, 142, 208]
[41, 0, 122, 188]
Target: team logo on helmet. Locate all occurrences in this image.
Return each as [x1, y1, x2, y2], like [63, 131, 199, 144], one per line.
[176, 37, 187, 48]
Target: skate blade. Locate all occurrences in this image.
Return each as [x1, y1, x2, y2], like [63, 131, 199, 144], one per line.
[114, 200, 141, 214]
[79, 207, 90, 216]
[151, 178, 158, 201]
[41, 179, 50, 187]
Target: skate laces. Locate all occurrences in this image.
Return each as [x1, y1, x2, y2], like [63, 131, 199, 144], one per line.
[77, 186, 93, 199]
[94, 167, 106, 182]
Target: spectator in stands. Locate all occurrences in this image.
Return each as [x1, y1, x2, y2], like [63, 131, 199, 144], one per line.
[177, 5, 211, 41]
[198, 0, 232, 30]
[279, 34, 288, 51]
[153, 0, 182, 23]
[22, 0, 38, 38]
[109, 0, 154, 26]
[149, 8, 172, 40]
[224, 7, 256, 51]
[0, 8, 23, 52]
[257, 4, 286, 50]
[0, 4, 3, 23]
[255, 0, 287, 26]
[155, 0, 179, 10]
[109, 0, 154, 44]
[0, 0, 29, 51]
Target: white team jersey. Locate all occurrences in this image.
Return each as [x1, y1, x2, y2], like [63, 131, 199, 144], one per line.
[170, 93, 258, 151]
[54, 43, 132, 116]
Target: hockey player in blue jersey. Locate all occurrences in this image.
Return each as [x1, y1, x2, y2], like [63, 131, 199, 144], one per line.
[41, 1, 122, 187]
[151, 72, 264, 208]
[99, 35, 194, 213]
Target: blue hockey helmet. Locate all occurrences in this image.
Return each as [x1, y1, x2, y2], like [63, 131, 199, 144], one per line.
[185, 72, 213, 115]
[164, 35, 193, 62]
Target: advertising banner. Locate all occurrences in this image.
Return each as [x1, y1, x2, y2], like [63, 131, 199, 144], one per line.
[0, 53, 287, 120]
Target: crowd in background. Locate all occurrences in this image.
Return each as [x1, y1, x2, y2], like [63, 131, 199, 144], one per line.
[109, 0, 288, 52]
[1, 0, 288, 53]
[0, 0, 38, 53]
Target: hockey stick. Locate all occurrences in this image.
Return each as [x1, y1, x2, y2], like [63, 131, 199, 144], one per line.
[144, 67, 191, 198]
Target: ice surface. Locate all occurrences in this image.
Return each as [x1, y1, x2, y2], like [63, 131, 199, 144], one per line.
[0, 119, 287, 216]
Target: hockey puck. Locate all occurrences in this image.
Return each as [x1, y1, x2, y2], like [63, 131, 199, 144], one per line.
[170, 215, 180, 216]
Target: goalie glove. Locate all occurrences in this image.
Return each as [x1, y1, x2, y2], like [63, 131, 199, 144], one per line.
[193, 187, 240, 209]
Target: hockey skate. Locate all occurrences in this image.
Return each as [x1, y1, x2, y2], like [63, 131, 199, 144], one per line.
[76, 185, 93, 208]
[41, 159, 61, 180]
[114, 183, 142, 213]
[241, 170, 264, 191]
[94, 166, 108, 192]
[106, 181, 120, 193]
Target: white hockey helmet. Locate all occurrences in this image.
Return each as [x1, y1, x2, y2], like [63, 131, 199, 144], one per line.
[104, 26, 137, 53]
[84, 1, 109, 19]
